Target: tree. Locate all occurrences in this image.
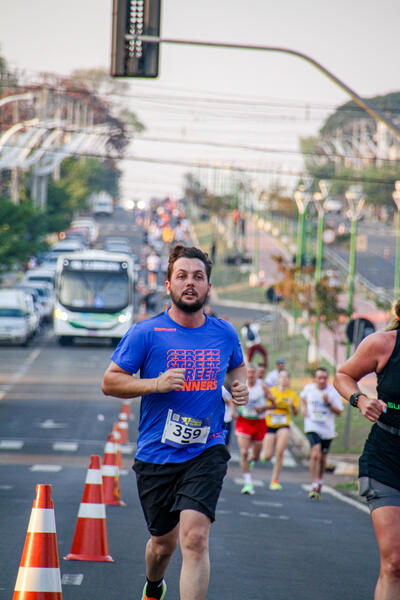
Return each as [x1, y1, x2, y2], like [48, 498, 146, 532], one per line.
[0, 197, 47, 275]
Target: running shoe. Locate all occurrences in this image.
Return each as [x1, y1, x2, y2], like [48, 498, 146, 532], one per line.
[260, 456, 269, 464]
[241, 483, 255, 495]
[249, 460, 255, 471]
[269, 481, 282, 491]
[308, 489, 321, 500]
[141, 579, 167, 600]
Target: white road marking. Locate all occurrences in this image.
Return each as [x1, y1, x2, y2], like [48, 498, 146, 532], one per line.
[30, 464, 62, 472]
[251, 500, 283, 507]
[0, 484, 13, 490]
[61, 574, 84, 585]
[53, 442, 78, 452]
[0, 440, 24, 449]
[234, 478, 265, 487]
[0, 348, 41, 402]
[239, 511, 289, 520]
[301, 484, 369, 514]
[38, 419, 67, 429]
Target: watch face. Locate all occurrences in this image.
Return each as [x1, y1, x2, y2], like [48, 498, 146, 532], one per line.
[350, 393, 360, 407]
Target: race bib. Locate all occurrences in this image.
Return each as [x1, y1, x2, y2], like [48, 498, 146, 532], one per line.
[239, 405, 258, 419]
[270, 413, 288, 426]
[161, 409, 210, 448]
[310, 406, 326, 423]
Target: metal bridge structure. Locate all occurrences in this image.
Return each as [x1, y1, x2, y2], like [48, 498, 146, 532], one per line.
[0, 86, 121, 207]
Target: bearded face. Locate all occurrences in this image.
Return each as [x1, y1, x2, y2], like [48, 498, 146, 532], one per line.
[166, 257, 210, 314]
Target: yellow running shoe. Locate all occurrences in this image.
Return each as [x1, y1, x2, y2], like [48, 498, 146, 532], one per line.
[269, 481, 282, 491]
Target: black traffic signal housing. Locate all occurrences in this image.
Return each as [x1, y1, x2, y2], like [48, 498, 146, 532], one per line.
[111, 0, 161, 77]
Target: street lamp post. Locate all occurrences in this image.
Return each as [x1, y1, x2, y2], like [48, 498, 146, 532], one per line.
[309, 180, 330, 364]
[344, 185, 365, 359]
[392, 180, 400, 299]
[293, 184, 311, 322]
[342, 185, 364, 450]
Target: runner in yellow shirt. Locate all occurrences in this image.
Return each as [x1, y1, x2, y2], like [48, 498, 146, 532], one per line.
[262, 370, 299, 490]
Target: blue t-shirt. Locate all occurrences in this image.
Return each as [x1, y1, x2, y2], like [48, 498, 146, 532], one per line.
[111, 310, 244, 464]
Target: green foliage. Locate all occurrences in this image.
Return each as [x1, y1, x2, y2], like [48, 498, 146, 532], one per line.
[59, 157, 120, 210]
[0, 197, 47, 274]
[320, 91, 400, 136]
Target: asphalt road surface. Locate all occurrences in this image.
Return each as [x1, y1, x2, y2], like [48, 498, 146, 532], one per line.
[0, 328, 379, 600]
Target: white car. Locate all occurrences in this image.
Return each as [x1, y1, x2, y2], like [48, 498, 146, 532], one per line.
[19, 281, 55, 322]
[22, 268, 56, 288]
[71, 218, 99, 244]
[0, 289, 37, 345]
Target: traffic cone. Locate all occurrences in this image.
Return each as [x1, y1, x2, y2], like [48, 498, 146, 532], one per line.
[64, 455, 113, 562]
[118, 411, 129, 444]
[13, 484, 62, 600]
[120, 400, 133, 420]
[112, 422, 123, 468]
[102, 433, 126, 506]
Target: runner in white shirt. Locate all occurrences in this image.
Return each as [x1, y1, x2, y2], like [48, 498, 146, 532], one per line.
[300, 367, 343, 499]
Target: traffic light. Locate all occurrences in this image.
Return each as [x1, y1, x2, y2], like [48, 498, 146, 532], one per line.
[111, 0, 161, 78]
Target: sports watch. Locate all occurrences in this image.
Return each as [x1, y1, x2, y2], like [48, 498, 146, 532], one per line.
[349, 392, 366, 408]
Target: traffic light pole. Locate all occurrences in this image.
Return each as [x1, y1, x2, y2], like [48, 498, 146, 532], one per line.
[130, 35, 400, 141]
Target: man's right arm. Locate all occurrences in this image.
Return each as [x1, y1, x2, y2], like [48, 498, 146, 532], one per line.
[102, 361, 186, 399]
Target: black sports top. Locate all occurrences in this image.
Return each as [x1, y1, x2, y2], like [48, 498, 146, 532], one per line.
[359, 329, 400, 490]
[377, 329, 400, 429]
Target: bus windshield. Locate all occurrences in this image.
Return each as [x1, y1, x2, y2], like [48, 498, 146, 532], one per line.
[59, 270, 129, 312]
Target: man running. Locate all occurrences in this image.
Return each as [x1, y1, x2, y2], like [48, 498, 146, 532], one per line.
[102, 244, 248, 600]
[235, 364, 275, 495]
[299, 367, 343, 499]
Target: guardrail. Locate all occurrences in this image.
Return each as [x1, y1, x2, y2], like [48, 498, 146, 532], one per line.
[324, 247, 393, 305]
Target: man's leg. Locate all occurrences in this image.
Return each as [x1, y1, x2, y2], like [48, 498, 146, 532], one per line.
[309, 443, 322, 487]
[236, 433, 251, 474]
[145, 525, 179, 583]
[179, 509, 211, 600]
[270, 427, 290, 484]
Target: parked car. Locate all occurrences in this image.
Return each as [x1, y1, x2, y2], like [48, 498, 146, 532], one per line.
[22, 268, 56, 288]
[71, 218, 99, 244]
[15, 284, 43, 325]
[18, 281, 55, 322]
[0, 289, 36, 345]
[49, 240, 86, 255]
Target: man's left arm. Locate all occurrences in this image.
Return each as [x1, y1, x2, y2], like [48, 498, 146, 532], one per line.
[225, 363, 248, 406]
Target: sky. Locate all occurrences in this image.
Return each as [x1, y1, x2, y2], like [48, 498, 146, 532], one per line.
[1, 0, 400, 203]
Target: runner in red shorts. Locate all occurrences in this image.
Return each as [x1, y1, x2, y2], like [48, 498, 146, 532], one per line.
[235, 364, 276, 494]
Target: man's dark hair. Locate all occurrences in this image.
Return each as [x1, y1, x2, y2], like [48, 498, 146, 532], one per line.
[314, 366, 328, 376]
[167, 245, 213, 281]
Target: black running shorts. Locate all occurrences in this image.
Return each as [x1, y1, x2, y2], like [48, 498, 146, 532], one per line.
[133, 444, 230, 537]
[306, 431, 332, 454]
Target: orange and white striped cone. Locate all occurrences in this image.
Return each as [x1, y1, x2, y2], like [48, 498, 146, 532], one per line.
[112, 422, 123, 468]
[64, 455, 113, 562]
[102, 433, 126, 506]
[120, 400, 133, 420]
[13, 484, 62, 600]
[117, 412, 129, 444]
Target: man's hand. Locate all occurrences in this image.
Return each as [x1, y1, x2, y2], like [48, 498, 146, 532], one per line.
[358, 396, 387, 422]
[156, 368, 186, 393]
[231, 380, 249, 406]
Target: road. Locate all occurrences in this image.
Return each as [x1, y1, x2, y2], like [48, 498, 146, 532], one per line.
[0, 325, 379, 600]
[0, 209, 381, 599]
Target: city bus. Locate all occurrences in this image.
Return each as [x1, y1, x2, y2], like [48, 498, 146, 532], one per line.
[53, 250, 135, 345]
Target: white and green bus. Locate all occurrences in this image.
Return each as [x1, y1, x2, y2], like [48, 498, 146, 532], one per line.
[54, 250, 135, 345]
